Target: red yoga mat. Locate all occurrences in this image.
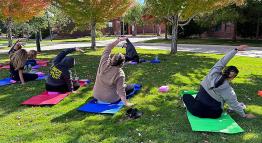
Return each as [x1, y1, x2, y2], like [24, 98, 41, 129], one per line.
[36, 60, 49, 67]
[22, 80, 89, 105]
[21, 91, 70, 105]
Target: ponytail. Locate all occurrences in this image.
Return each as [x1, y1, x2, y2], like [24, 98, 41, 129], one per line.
[214, 66, 239, 88]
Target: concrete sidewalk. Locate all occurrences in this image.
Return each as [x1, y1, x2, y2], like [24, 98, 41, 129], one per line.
[0, 37, 158, 54]
[0, 37, 261, 58]
[133, 43, 262, 58]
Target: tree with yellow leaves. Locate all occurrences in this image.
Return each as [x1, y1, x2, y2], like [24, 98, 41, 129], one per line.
[54, 0, 133, 49]
[0, 0, 50, 47]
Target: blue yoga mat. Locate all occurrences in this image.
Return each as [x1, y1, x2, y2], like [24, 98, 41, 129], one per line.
[0, 78, 14, 86]
[151, 59, 160, 64]
[78, 84, 142, 114]
[0, 75, 47, 87]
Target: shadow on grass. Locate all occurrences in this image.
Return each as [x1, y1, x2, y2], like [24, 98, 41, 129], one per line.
[0, 48, 262, 142]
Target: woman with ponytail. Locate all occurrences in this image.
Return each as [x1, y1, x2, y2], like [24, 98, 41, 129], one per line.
[182, 45, 255, 119]
[9, 49, 38, 84]
[93, 37, 134, 107]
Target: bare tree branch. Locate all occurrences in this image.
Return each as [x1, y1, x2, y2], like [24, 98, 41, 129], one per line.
[178, 15, 196, 27]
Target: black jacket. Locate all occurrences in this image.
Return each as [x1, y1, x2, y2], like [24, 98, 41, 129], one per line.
[46, 48, 76, 91]
[125, 39, 139, 62]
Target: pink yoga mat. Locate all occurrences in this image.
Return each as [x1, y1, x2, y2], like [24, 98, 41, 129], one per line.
[22, 80, 89, 105]
[0, 65, 10, 69]
[36, 60, 49, 67]
[21, 91, 70, 105]
[0, 60, 48, 70]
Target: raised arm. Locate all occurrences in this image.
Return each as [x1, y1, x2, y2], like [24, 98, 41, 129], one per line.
[100, 37, 128, 64]
[8, 40, 22, 55]
[208, 45, 248, 77]
[53, 48, 76, 65]
[53, 48, 84, 65]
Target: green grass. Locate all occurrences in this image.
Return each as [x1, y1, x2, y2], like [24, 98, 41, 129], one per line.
[0, 37, 114, 50]
[142, 38, 262, 47]
[0, 48, 262, 143]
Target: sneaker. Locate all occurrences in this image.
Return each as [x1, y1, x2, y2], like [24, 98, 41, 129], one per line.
[126, 108, 143, 119]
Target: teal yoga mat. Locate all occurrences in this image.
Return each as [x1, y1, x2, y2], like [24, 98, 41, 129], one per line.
[180, 90, 244, 134]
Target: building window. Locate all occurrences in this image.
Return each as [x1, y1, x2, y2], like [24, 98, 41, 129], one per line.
[108, 22, 113, 28]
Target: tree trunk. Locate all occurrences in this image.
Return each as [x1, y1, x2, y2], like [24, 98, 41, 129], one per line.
[36, 31, 41, 52]
[7, 17, 13, 47]
[165, 22, 168, 40]
[232, 22, 237, 41]
[91, 21, 96, 50]
[132, 23, 137, 36]
[170, 15, 178, 54]
[40, 30, 43, 41]
[157, 24, 161, 36]
[256, 17, 260, 40]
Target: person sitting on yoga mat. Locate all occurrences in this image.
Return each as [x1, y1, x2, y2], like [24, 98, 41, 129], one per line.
[25, 50, 38, 67]
[93, 37, 134, 107]
[122, 38, 140, 63]
[9, 49, 38, 84]
[182, 45, 255, 119]
[45, 48, 84, 93]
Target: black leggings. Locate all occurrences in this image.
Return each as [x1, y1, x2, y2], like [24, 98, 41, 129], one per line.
[183, 94, 223, 119]
[126, 84, 135, 95]
[11, 73, 38, 82]
[45, 82, 80, 93]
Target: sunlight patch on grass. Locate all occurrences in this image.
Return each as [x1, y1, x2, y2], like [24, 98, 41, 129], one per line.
[243, 133, 259, 141]
[246, 105, 262, 115]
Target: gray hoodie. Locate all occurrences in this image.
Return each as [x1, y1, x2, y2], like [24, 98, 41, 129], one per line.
[201, 49, 245, 117]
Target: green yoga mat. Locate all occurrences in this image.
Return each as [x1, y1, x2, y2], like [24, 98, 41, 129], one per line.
[180, 90, 244, 134]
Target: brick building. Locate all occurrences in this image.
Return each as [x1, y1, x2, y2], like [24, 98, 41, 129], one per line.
[56, 18, 236, 39]
[104, 18, 166, 36]
[201, 22, 236, 39]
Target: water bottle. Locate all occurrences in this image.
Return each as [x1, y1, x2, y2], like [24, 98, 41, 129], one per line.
[155, 55, 158, 61]
[28, 64, 32, 72]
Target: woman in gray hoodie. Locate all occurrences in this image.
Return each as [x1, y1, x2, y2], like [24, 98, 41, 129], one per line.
[182, 45, 255, 119]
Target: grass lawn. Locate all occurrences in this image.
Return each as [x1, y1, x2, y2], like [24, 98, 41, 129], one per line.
[0, 37, 114, 50]
[142, 38, 262, 47]
[0, 48, 261, 143]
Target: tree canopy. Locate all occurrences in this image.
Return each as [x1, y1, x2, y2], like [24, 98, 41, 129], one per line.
[0, 0, 50, 23]
[145, 0, 245, 54]
[55, 0, 133, 49]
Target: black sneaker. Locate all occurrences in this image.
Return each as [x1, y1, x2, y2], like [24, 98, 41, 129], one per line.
[126, 108, 143, 119]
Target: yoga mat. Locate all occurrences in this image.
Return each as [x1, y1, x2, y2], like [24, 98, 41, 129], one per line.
[151, 59, 160, 64]
[0, 60, 48, 70]
[180, 90, 244, 134]
[0, 65, 10, 69]
[21, 91, 70, 105]
[36, 60, 48, 67]
[0, 78, 16, 86]
[187, 111, 244, 134]
[22, 80, 90, 105]
[78, 84, 142, 114]
[0, 75, 46, 87]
